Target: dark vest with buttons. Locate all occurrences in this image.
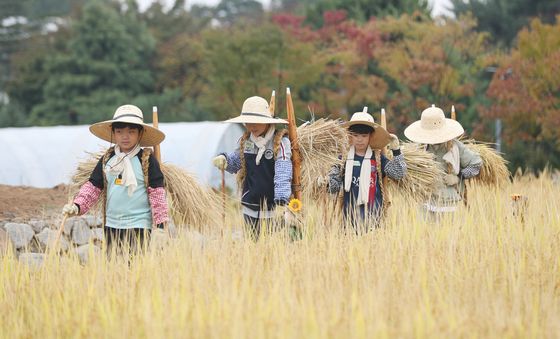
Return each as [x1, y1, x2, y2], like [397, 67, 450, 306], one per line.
[241, 145, 276, 211]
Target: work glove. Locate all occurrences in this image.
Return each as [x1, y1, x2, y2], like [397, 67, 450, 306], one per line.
[443, 173, 460, 186]
[62, 203, 79, 216]
[212, 155, 227, 170]
[388, 133, 400, 151]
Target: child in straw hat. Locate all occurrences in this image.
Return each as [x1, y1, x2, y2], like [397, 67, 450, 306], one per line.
[328, 107, 406, 232]
[212, 96, 292, 241]
[404, 105, 482, 218]
[62, 104, 169, 252]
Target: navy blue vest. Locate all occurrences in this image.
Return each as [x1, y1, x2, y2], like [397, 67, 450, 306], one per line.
[242, 151, 276, 211]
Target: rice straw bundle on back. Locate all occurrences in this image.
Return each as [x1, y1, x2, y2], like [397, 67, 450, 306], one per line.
[161, 163, 221, 230]
[386, 142, 445, 200]
[68, 151, 220, 231]
[297, 119, 348, 199]
[462, 139, 510, 186]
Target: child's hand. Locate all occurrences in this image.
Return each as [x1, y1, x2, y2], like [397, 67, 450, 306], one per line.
[212, 155, 227, 170]
[62, 203, 79, 216]
[388, 134, 400, 150]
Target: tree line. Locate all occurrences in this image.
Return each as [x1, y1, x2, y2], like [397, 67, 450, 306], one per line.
[0, 0, 558, 171]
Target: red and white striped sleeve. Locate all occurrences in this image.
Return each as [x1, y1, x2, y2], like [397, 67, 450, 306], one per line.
[73, 181, 102, 215]
[148, 187, 169, 225]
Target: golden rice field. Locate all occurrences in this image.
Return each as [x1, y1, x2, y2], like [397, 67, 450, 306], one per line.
[1, 173, 559, 338]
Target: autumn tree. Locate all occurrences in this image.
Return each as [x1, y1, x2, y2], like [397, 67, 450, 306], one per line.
[483, 17, 560, 170]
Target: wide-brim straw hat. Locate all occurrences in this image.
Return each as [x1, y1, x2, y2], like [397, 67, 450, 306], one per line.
[344, 107, 391, 149]
[89, 105, 165, 147]
[404, 105, 464, 144]
[225, 96, 288, 124]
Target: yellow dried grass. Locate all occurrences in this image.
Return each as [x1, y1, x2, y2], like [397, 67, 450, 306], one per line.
[297, 119, 349, 199]
[462, 139, 510, 186]
[386, 142, 445, 200]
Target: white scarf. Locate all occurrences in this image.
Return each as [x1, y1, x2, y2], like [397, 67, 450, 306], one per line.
[344, 145, 373, 206]
[249, 126, 275, 165]
[442, 142, 460, 175]
[106, 144, 142, 196]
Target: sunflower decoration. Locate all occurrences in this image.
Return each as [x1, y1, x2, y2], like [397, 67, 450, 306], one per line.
[288, 198, 302, 213]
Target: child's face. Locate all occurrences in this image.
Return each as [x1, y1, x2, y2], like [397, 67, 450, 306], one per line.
[112, 126, 141, 152]
[349, 132, 371, 152]
[245, 123, 269, 137]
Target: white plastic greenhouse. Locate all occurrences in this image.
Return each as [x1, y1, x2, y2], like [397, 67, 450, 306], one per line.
[0, 122, 244, 189]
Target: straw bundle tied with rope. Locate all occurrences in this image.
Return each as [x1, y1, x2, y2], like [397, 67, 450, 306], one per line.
[68, 152, 221, 231]
[297, 118, 349, 199]
[462, 139, 510, 186]
[386, 142, 445, 200]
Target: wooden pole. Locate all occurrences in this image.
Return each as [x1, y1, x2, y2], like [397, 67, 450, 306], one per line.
[152, 106, 161, 163]
[269, 90, 276, 116]
[451, 105, 456, 121]
[221, 168, 226, 228]
[286, 87, 302, 201]
[380, 108, 391, 207]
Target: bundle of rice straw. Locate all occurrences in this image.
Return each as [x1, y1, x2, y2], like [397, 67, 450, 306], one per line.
[297, 119, 349, 199]
[68, 151, 221, 230]
[462, 139, 510, 186]
[386, 142, 445, 200]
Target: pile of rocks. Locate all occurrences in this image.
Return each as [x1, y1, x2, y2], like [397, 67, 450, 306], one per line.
[0, 215, 104, 266]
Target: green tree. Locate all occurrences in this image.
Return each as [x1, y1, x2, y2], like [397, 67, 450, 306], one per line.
[29, 0, 155, 125]
[451, 0, 560, 47]
[282, 0, 431, 27]
[200, 23, 323, 120]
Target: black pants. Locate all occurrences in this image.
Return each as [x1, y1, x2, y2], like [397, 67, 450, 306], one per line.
[243, 214, 264, 241]
[104, 227, 151, 255]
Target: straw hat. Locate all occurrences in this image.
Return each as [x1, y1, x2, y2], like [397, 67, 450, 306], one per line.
[344, 107, 391, 149]
[404, 105, 464, 144]
[225, 96, 288, 124]
[89, 105, 165, 147]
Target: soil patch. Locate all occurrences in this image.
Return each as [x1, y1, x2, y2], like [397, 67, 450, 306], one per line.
[0, 184, 68, 221]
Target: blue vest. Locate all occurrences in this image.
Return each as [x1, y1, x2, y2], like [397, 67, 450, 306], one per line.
[241, 139, 276, 211]
[105, 155, 152, 229]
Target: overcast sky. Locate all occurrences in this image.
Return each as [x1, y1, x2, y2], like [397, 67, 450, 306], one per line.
[137, 0, 454, 17]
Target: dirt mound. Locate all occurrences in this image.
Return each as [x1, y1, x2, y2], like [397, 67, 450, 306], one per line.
[0, 184, 68, 221]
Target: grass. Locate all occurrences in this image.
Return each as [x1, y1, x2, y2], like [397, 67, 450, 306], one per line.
[0, 173, 559, 338]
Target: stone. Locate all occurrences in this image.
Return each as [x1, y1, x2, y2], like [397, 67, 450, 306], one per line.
[83, 215, 103, 228]
[36, 228, 70, 252]
[28, 220, 49, 233]
[71, 222, 92, 245]
[18, 253, 46, 269]
[0, 228, 12, 256]
[92, 228, 104, 245]
[75, 244, 101, 264]
[64, 217, 87, 236]
[4, 223, 34, 249]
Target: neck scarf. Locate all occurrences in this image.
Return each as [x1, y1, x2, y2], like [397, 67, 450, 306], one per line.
[344, 145, 373, 205]
[249, 126, 275, 165]
[106, 144, 142, 196]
